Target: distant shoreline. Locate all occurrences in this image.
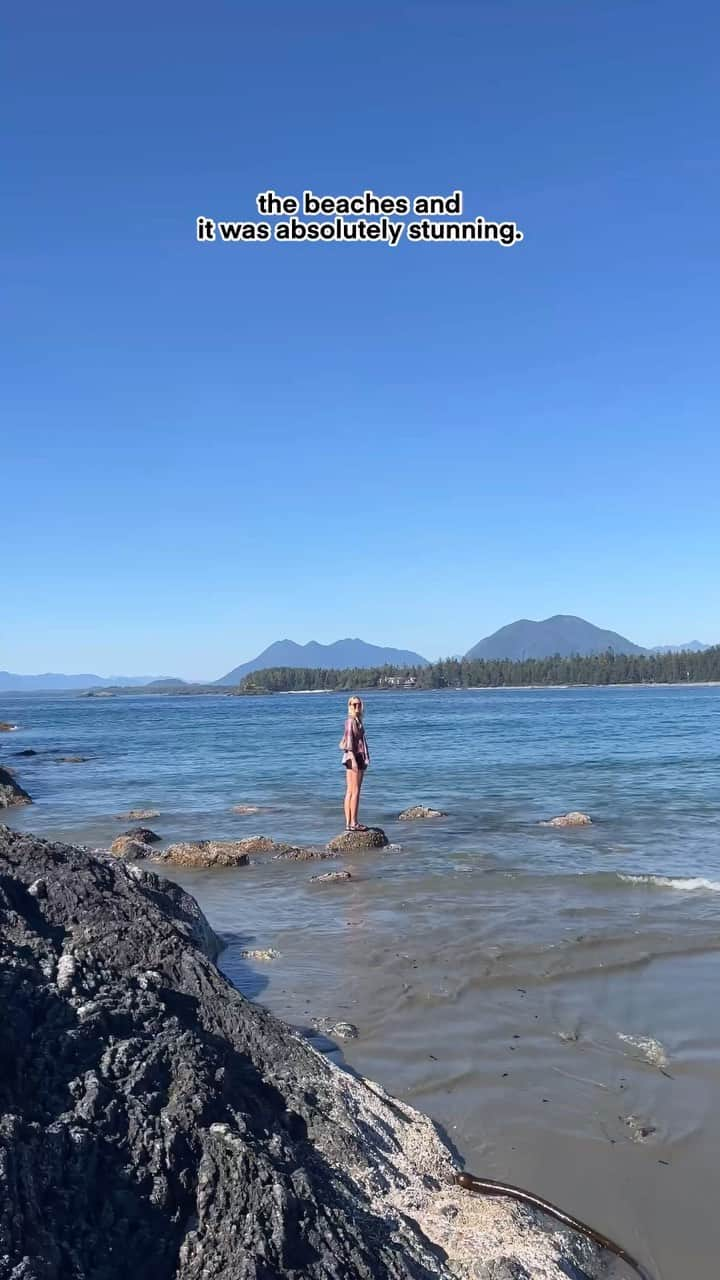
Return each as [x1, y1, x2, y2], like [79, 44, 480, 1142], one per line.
[464, 680, 720, 691]
[4, 680, 720, 700]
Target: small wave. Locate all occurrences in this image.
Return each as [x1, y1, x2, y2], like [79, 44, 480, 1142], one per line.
[619, 873, 720, 893]
[618, 1033, 669, 1069]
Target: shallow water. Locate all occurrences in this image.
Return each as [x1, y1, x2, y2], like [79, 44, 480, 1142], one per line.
[3, 685, 720, 1276]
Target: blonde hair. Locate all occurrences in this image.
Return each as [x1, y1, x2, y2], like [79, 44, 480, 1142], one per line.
[347, 695, 364, 721]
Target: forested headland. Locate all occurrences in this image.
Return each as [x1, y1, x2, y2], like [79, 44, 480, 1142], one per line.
[236, 647, 720, 694]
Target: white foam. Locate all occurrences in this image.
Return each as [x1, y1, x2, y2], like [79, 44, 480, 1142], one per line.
[619, 873, 720, 893]
[618, 1033, 669, 1069]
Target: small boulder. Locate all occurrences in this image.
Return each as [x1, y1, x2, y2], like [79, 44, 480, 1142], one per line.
[310, 870, 353, 884]
[326, 828, 388, 853]
[0, 767, 32, 809]
[540, 812, 593, 828]
[115, 808, 161, 821]
[154, 840, 250, 868]
[14, 749, 38, 757]
[397, 805, 446, 821]
[0, 723, 18, 732]
[150, 837, 296, 868]
[123, 826, 161, 844]
[109, 835, 154, 861]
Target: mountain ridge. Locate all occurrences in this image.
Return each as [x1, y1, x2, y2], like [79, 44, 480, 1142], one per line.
[465, 614, 646, 661]
[0, 671, 170, 692]
[216, 638, 429, 685]
[2, 623, 715, 691]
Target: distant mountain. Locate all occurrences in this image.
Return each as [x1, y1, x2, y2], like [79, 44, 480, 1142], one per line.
[0, 672, 167, 692]
[465, 615, 646, 661]
[216, 638, 429, 685]
[134, 679, 189, 691]
[650, 641, 711, 654]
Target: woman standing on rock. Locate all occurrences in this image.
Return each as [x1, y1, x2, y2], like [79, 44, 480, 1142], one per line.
[340, 696, 370, 831]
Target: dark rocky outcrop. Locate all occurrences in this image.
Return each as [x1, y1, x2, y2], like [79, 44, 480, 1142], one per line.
[0, 767, 32, 809]
[398, 806, 447, 821]
[540, 812, 593, 828]
[327, 828, 389, 852]
[121, 860, 224, 961]
[0, 827, 607, 1280]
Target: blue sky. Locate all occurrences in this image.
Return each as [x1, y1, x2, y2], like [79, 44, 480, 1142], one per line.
[4, 1, 719, 678]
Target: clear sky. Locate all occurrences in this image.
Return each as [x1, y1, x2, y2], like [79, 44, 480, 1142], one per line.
[4, 1, 719, 679]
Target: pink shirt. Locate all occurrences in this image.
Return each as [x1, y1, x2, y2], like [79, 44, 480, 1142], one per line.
[342, 716, 370, 767]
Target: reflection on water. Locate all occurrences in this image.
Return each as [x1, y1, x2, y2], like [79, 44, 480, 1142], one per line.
[2, 684, 720, 1277]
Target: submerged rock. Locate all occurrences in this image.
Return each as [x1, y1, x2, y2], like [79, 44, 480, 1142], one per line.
[54, 755, 91, 763]
[231, 804, 261, 815]
[0, 826, 607, 1280]
[327, 827, 389, 852]
[273, 846, 334, 862]
[540, 812, 593, 828]
[623, 1114, 658, 1143]
[398, 805, 447, 820]
[109, 835, 155, 861]
[0, 767, 31, 808]
[240, 947, 281, 961]
[0, 722, 18, 732]
[116, 808, 161, 820]
[310, 1016, 360, 1041]
[13, 748, 38, 756]
[310, 869, 353, 884]
[332, 1021, 359, 1039]
[123, 826, 161, 844]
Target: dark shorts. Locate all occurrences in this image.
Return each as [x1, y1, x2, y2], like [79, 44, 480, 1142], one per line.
[344, 757, 366, 771]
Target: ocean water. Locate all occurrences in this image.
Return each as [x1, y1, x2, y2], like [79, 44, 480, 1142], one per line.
[3, 684, 720, 1277]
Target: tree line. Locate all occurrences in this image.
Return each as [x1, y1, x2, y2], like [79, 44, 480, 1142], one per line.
[236, 647, 720, 693]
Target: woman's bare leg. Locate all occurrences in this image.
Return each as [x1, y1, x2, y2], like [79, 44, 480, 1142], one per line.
[349, 768, 365, 827]
[344, 768, 353, 827]
[347, 768, 359, 827]
[356, 769, 366, 827]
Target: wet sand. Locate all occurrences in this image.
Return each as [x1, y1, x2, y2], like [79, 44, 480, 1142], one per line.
[161, 857, 720, 1280]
